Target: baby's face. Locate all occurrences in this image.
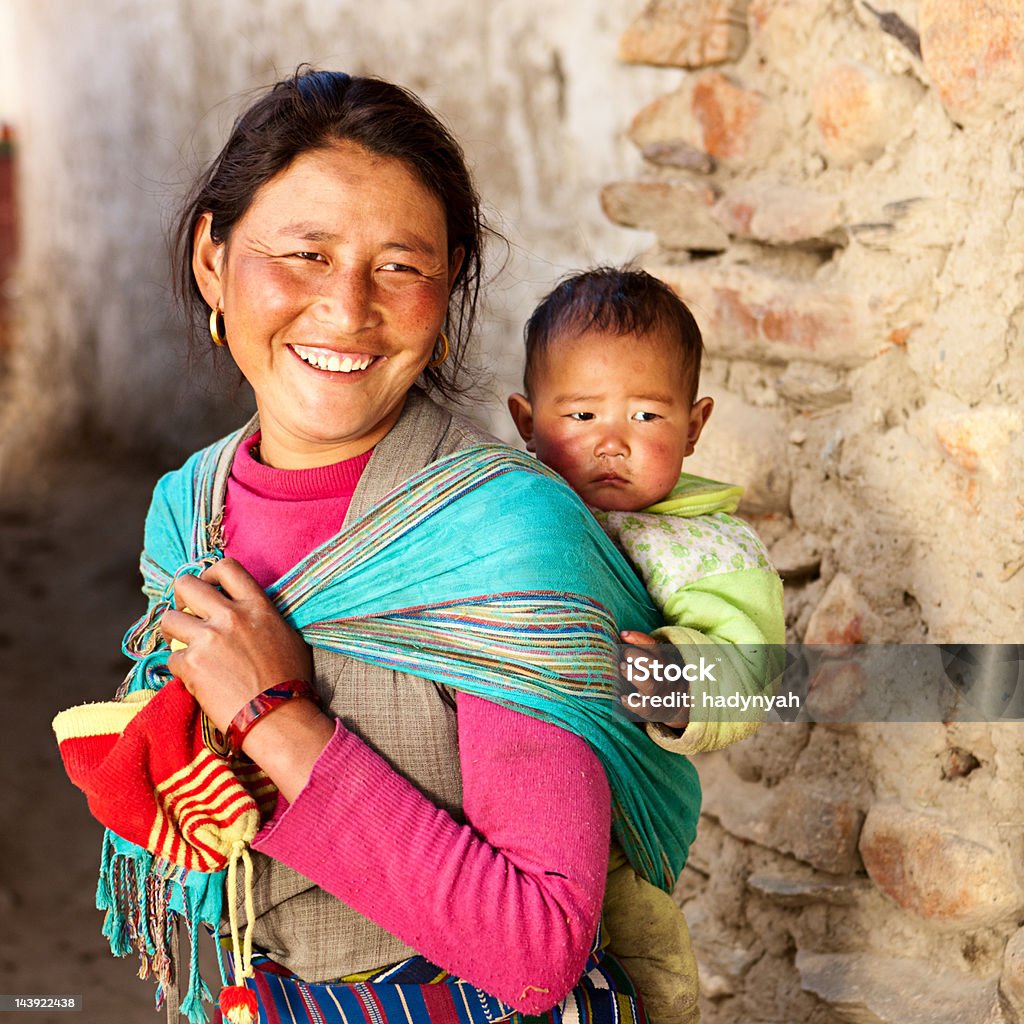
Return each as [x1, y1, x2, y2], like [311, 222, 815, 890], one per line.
[510, 328, 712, 512]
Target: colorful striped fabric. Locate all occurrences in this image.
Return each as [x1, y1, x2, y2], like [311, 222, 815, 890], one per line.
[217, 946, 648, 1024]
[99, 432, 701, 1022]
[123, 436, 699, 890]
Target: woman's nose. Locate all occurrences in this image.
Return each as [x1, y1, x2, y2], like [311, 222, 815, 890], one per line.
[314, 266, 378, 333]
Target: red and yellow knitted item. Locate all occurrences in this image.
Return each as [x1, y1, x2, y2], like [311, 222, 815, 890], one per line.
[53, 678, 274, 869]
[54, 678, 278, 1020]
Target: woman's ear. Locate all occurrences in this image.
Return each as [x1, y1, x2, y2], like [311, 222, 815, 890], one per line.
[192, 211, 226, 310]
[448, 246, 466, 291]
[507, 393, 536, 451]
[685, 396, 714, 457]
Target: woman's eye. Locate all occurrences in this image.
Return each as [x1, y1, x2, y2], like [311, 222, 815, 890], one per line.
[568, 412, 595, 421]
[632, 411, 659, 422]
[293, 251, 325, 262]
[380, 262, 417, 273]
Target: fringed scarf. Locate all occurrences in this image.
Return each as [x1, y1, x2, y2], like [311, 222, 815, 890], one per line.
[88, 432, 701, 1020]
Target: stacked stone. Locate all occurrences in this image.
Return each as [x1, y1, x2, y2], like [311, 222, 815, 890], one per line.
[608, 2, 1024, 1022]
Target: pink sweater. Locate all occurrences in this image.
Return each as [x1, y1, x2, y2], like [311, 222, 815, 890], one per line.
[222, 435, 610, 1012]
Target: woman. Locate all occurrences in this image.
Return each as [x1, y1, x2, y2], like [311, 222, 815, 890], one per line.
[68, 69, 701, 1024]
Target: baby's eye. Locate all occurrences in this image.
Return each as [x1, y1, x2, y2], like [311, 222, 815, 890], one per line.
[567, 412, 595, 421]
[632, 411, 659, 422]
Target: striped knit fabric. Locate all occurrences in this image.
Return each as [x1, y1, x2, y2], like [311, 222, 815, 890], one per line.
[54, 678, 279, 1022]
[53, 679, 273, 872]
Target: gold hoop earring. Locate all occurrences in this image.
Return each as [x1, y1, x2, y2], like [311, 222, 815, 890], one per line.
[209, 307, 227, 347]
[427, 331, 450, 369]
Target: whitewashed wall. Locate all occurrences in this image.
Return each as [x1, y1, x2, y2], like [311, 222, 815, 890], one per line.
[1, 0, 675, 470]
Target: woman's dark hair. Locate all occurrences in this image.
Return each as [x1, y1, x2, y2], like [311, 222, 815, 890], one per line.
[173, 68, 486, 398]
[522, 267, 705, 403]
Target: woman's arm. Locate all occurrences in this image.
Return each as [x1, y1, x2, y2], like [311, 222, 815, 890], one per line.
[162, 559, 611, 1013]
[252, 694, 610, 1014]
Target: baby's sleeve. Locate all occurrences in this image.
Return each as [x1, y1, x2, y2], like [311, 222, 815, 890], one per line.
[640, 515, 785, 755]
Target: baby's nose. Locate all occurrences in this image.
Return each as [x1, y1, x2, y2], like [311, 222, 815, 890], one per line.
[595, 431, 629, 458]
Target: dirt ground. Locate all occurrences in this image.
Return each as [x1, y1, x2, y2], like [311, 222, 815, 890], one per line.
[0, 452, 217, 1024]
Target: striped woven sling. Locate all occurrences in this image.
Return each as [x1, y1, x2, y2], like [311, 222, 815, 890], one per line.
[93, 431, 702, 1021]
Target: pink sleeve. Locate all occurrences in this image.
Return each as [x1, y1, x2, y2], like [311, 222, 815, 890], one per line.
[251, 692, 611, 1014]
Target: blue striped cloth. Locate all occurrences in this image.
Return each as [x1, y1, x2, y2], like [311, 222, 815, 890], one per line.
[219, 943, 649, 1024]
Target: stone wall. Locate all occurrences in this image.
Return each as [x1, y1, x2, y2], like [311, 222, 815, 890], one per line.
[605, 2, 1024, 1021]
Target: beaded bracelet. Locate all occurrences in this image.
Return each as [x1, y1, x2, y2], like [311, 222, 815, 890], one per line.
[226, 679, 322, 755]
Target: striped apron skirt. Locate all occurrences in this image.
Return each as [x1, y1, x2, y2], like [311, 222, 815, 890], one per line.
[214, 945, 648, 1024]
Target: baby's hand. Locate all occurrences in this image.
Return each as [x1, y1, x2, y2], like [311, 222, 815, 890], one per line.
[618, 630, 690, 730]
[620, 630, 657, 647]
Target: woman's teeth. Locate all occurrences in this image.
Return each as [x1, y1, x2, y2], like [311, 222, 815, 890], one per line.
[293, 346, 373, 373]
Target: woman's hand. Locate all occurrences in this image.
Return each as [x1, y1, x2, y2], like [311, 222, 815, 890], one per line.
[161, 557, 313, 734]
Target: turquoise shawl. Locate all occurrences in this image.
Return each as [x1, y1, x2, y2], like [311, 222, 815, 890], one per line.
[107, 430, 701, 1017]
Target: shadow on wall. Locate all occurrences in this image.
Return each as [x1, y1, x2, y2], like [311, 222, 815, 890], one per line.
[0, 124, 15, 357]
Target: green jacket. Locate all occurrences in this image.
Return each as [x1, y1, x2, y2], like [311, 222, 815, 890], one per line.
[598, 472, 786, 755]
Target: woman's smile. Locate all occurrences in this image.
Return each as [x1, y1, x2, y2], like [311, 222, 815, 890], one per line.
[289, 345, 379, 374]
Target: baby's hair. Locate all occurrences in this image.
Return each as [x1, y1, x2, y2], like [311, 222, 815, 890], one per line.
[523, 267, 704, 402]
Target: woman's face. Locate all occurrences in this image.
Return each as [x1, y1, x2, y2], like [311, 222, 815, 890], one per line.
[194, 141, 460, 469]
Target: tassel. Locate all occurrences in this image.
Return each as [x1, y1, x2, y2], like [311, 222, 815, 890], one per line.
[178, 902, 213, 1024]
[218, 841, 259, 1023]
[180, 976, 213, 1024]
[218, 986, 258, 1024]
[98, 845, 133, 958]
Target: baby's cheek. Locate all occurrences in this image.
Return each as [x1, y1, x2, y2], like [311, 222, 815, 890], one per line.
[641, 438, 685, 491]
[535, 435, 587, 486]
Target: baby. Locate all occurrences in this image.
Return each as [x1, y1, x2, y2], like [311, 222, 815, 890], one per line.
[508, 267, 785, 1024]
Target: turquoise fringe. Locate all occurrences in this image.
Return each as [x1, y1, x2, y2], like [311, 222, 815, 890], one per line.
[96, 830, 223, 1024]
